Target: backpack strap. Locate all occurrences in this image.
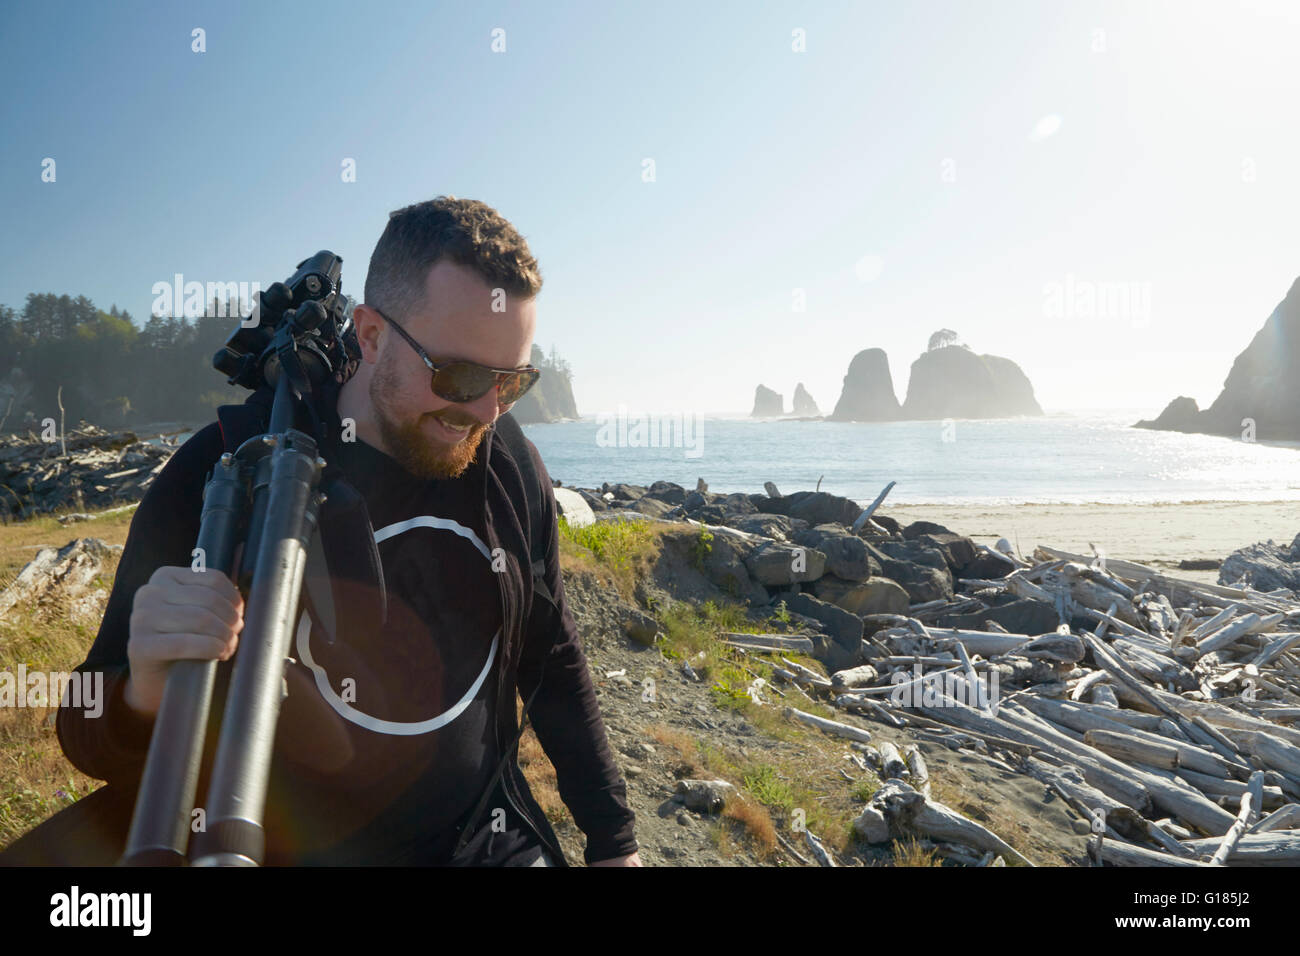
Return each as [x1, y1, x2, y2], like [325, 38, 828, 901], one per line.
[452, 411, 565, 861]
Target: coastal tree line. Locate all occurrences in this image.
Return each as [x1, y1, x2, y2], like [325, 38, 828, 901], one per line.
[0, 292, 575, 432]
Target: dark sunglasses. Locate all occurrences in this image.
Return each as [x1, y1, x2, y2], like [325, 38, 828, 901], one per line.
[370, 306, 541, 405]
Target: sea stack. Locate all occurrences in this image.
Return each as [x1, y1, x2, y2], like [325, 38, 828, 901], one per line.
[901, 345, 1043, 419]
[1137, 274, 1300, 441]
[792, 383, 821, 417]
[751, 384, 785, 417]
[827, 348, 901, 422]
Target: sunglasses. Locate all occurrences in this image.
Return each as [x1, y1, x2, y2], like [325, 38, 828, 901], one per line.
[370, 307, 541, 405]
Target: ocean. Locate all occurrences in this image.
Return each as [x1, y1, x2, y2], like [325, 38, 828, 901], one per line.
[520, 409, 1300, 507]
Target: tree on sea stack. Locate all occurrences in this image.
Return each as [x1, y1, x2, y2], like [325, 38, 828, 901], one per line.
[927, 329, 966, 351]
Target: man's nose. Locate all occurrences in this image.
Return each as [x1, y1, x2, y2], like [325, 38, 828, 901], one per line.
[461, 386, 502, 426]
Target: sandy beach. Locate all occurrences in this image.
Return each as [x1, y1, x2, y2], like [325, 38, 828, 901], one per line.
[884, 500, 1299, 585]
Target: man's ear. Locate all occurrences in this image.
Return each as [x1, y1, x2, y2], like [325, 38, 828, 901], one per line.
[352, 304, 385, 363]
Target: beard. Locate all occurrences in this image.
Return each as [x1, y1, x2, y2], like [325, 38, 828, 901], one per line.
[368, 355, 488, 480]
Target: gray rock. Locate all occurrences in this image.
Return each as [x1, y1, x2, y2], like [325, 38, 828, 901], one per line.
[553, 487, 595, 527]
[726, 513, 806, 541]
[621, 608, 661, 645]
[812, 575, 910, 617]
[644, 480, 686, 505]
[1219, 534, 1300, 593]
[676, 779, 738, 813]
[785, 592, 864, 648]
[744, 540, 827, 586]
[792, 525, 882, 581]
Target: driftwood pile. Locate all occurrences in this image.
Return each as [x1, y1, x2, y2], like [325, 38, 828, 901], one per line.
[755, 544, 1300, 865]
[572, 477, 1300, 866]
[0, 425, 176, 519]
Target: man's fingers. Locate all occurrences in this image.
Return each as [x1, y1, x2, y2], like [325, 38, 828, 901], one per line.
[131, 631, 236, 664]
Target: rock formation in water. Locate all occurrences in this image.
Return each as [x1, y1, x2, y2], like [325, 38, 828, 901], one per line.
[751, 385, 784, 418]
[1136, 275, 1300, 441]
[827, 348, 902, 422]
[900, 345, 1043, 419]
[791, 383, 821, 417]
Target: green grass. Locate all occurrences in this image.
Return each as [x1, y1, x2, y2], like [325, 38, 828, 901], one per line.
[557, 515, 656, 571]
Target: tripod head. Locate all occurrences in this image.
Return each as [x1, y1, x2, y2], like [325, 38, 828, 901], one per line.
[212, 250, 358, 398]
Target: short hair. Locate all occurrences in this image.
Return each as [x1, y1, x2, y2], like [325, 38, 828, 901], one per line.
[363, 195, 543, 324]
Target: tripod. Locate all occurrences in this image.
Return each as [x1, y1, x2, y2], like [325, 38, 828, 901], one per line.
[120, 255, 350, 866]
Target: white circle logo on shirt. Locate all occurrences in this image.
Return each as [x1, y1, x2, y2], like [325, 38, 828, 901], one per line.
[295, 515, 500, 736]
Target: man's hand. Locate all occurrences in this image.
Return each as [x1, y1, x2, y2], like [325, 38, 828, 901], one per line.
[589, 851, 642, 867]
[124, 565, 245, 717]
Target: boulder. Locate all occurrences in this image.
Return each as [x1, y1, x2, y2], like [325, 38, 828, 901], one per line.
[553, 487, 595, 527]
[725, 513, 808, 541]
[744, 540, 827, 586]
[785, 592, 864, 648]
[812, 575, 910, 616]
[703, 535, 771, 605]
[754, 491, 863, 528]
[792, 525, 882, 581]
[644, 480, 687, 505]
[827, 348, 901, 422]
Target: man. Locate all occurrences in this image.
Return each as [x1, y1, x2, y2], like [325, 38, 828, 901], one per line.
[2, 196, 641, 867]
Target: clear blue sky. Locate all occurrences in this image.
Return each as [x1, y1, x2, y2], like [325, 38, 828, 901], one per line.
[3, 0, 1298, 417]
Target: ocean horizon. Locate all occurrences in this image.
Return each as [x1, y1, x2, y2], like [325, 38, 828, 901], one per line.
[521, 408, 1300, 508]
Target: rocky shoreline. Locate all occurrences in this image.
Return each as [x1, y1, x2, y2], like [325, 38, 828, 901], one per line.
[551, 477, 1300, 864]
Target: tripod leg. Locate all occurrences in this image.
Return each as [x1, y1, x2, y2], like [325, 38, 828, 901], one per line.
[191, 431, 323, 867]
[119, 452, 246, 866]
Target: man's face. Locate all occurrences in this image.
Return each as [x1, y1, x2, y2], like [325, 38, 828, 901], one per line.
[361, 260, 536, 479]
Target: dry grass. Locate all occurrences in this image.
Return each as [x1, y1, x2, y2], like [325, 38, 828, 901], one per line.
[515, 698, 569, 828]
[891, 836, 944, 867]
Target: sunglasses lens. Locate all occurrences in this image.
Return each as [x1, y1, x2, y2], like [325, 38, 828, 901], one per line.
[432, 364, 539, 404]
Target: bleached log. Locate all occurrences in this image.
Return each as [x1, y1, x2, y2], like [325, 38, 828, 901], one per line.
[831, 664, 879, 689]
[1215, 728, 1300, 782]
[720, 633, 815, 653]
[1248, 803, 1300, 834]
[926, 629, 1034, 657]
[1176, 767, 1284, 806]
[1190, 604, 1244, 641]
[1091, 683, 1120, 707]
[904, 744, 931, 799]
[1197, 614, 1264, 656]
[1084, 729, 1181, 770]
[1070, 669, 1110, 701]
[779, 656, 833, 690]
[912, 695, 1153, 813]
[783, 706, 873, 743]
[1180, 832, 1300, 865]
[877, 741, 909, 779]
[871, 780, 1033, 866]
[803, 828, 837, 867]
[1209, 773, 1265, 866]
[1088, 835, 1209, 867]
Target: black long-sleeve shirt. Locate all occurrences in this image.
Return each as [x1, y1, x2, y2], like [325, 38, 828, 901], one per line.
[55, 385, 637, 865]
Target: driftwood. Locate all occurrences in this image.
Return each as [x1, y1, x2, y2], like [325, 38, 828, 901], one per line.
[720, 633, 816, 653]
[870, 780, 1034, 866]
[1209, 773, 1265, 866]
[783, 706, 873, 744]
[1087, 834, 1209, 867]
[1180, 832, 1300, 865]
